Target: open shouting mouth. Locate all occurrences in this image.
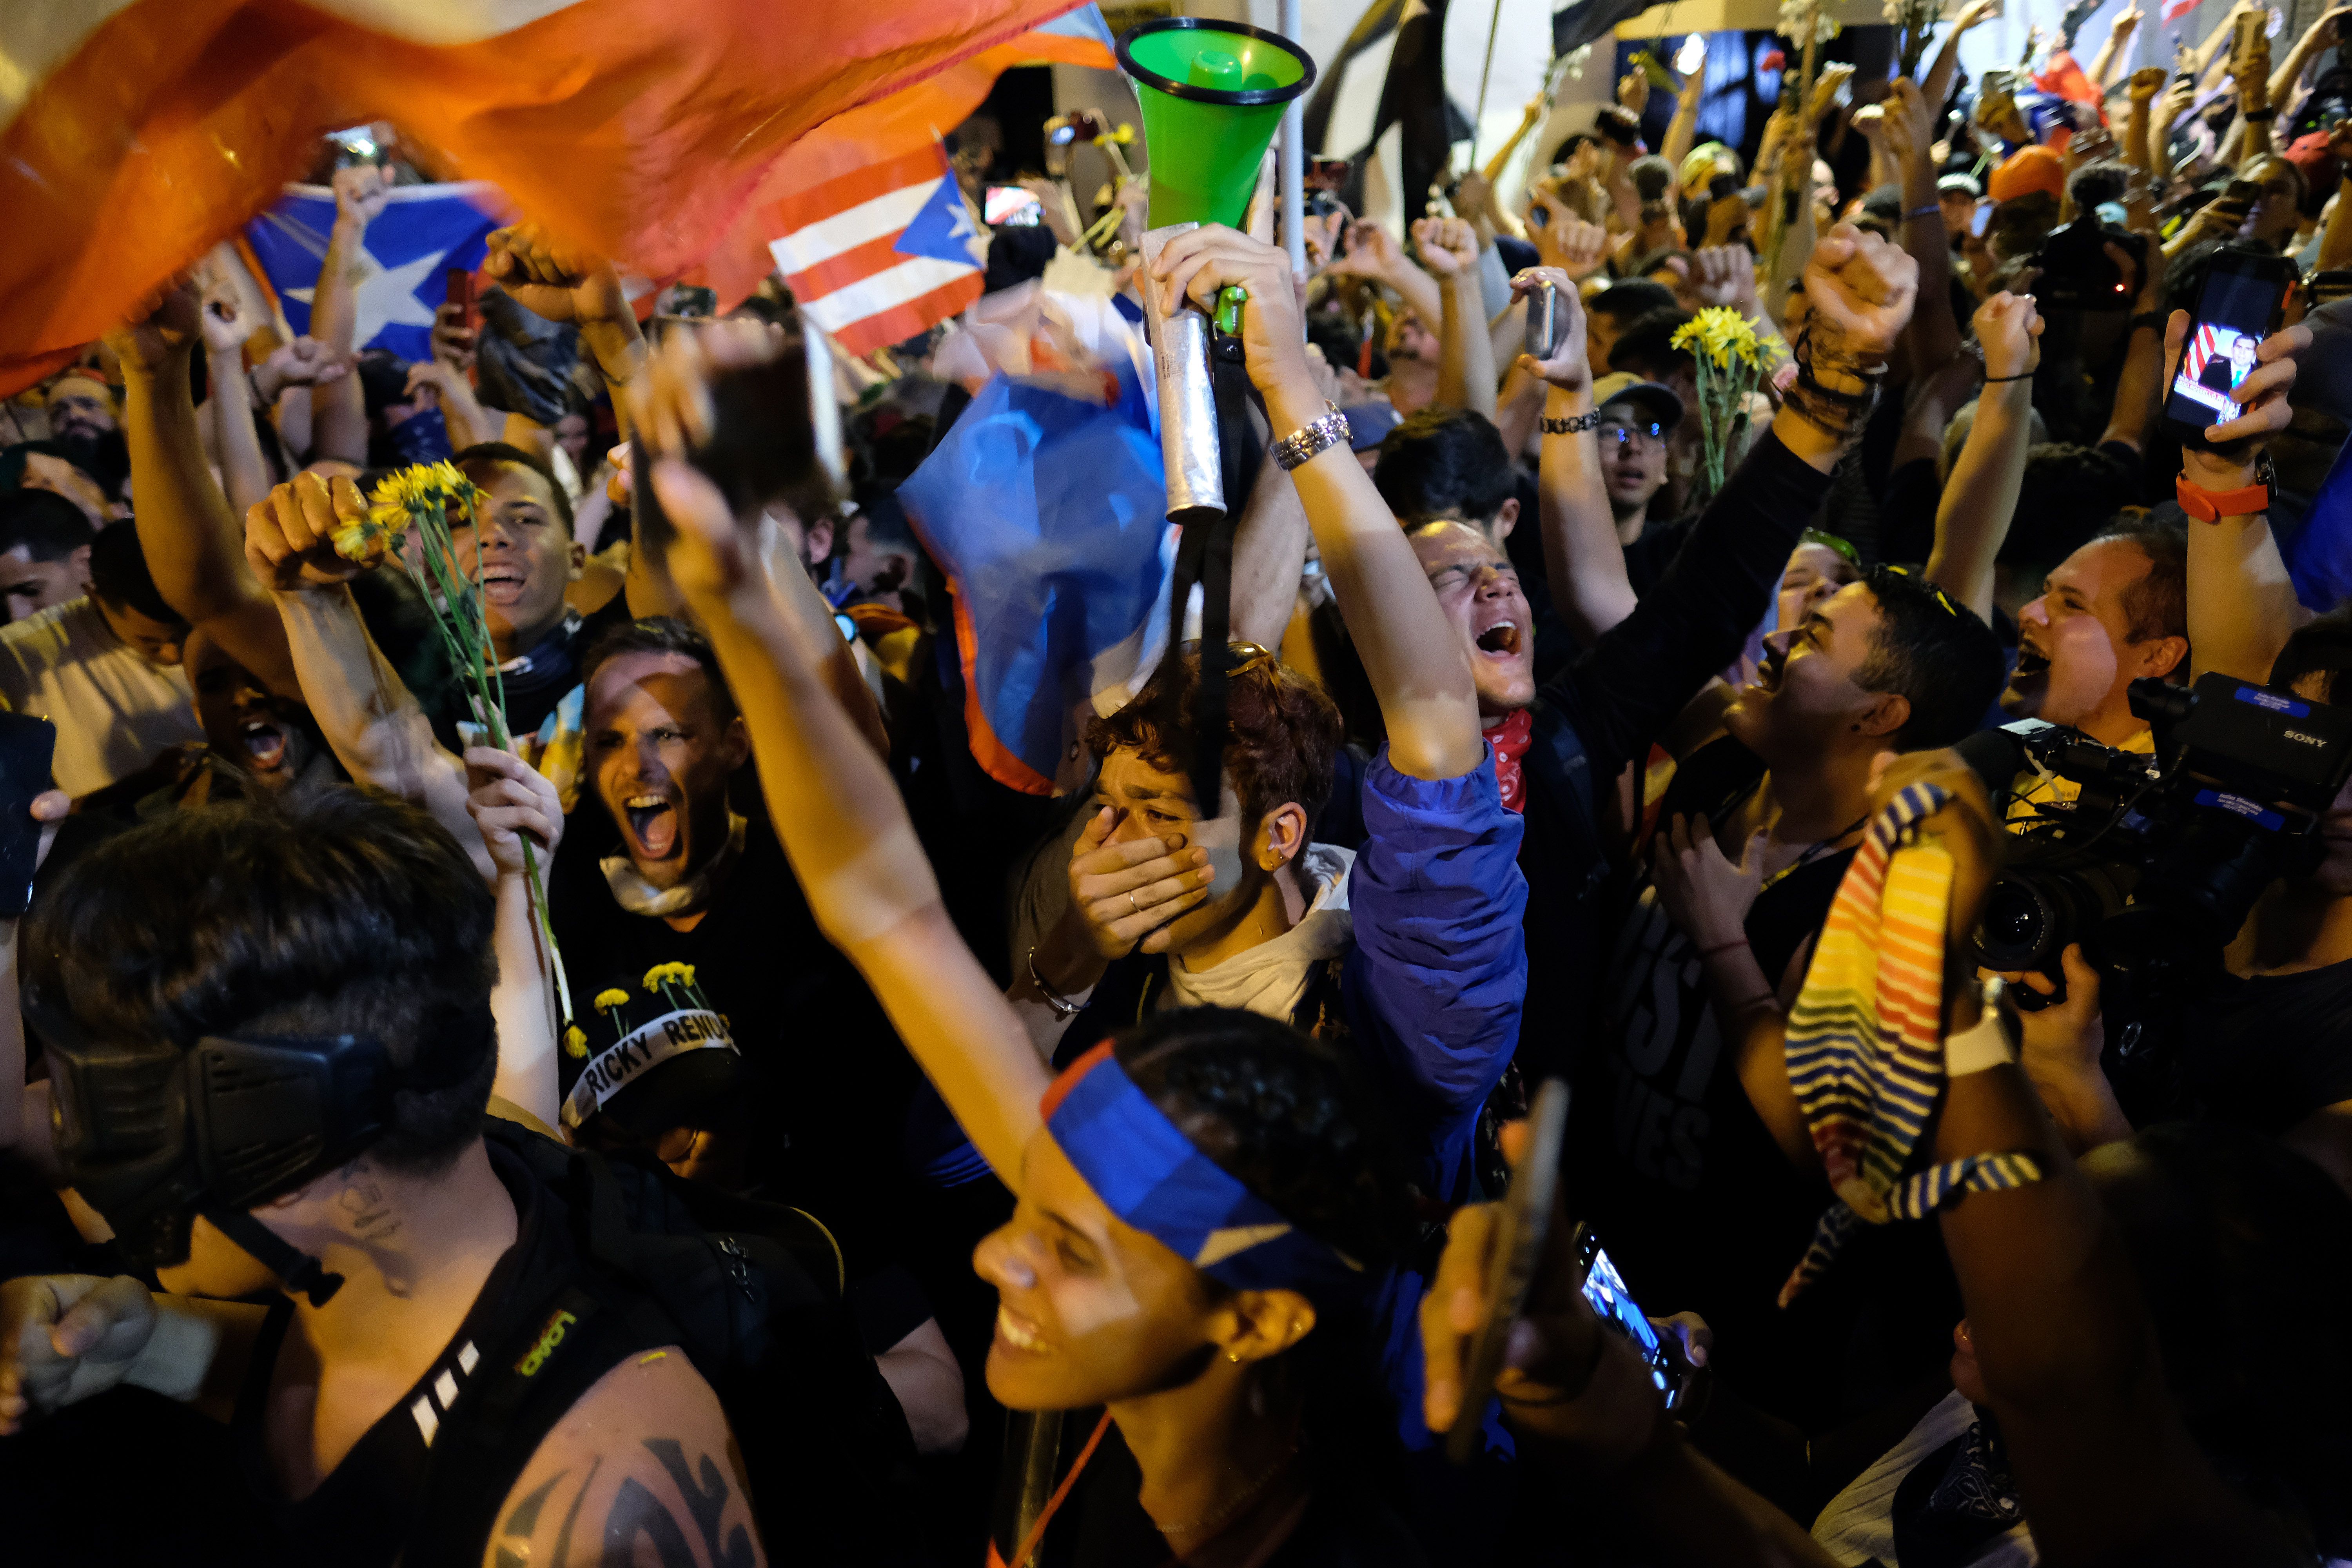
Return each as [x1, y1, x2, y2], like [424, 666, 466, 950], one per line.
[1474, 619, 1522, 658]
[241, 718, 289, 773]
[623, 792, 681, 860]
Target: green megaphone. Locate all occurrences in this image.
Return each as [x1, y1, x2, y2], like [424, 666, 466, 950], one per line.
[1116, 18, 1316, 234]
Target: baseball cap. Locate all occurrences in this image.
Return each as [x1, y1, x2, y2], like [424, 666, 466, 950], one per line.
[1938, 172, 1983, 199]
[1591, 372, 1683, 432]
[1988, 145, 2064, 205]
[1341, 402, 1400, 452]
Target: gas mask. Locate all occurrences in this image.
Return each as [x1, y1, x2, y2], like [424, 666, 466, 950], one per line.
[31, 996, 492, 1305]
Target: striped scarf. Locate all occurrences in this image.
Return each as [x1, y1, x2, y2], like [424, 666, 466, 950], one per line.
[1779, 782, 2043, 1307]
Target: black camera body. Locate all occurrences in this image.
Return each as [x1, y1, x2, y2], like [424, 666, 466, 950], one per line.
[1968, 674, 2352, 995]
[2028, 219, 2145, 311]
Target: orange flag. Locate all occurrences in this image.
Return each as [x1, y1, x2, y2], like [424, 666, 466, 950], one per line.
[0, 0, 1097, 393]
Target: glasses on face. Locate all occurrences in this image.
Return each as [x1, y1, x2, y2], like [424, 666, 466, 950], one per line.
[1598, 421, 1665, 453]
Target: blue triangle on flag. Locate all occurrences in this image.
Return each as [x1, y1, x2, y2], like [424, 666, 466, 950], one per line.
[895, 176, 985, 270]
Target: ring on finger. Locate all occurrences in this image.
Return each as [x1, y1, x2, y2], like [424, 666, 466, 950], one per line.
[1128, 892, 1142, 915]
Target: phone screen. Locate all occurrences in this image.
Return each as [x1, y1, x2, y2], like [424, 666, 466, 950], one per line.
[984, 185, 1044, 226]
[0, 712, 56, 916]
[1580, 1236, 1678, 1403]
[2166, 260, 2285, 429]
[1971, 201, 1991, 238]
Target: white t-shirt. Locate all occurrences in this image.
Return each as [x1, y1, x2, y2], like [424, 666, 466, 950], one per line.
[1165, 844, 1357, 1020]
[1812, 1389, 2037, 1568]
[0, 597, 201, 797]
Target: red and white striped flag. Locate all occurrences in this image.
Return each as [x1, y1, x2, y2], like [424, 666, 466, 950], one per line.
[771, 145, 987, 356]
[0, 0, 1101, 394]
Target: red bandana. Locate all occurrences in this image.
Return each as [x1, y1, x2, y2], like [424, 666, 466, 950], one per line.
[1488, 708, 1534, 814]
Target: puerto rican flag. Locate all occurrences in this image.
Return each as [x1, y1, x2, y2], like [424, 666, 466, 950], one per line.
[0, 0, 1104, 395]
[771, 147, 988, 357]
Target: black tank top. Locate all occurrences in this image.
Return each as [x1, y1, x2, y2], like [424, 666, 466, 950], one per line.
[229, 1141, 578, 1565]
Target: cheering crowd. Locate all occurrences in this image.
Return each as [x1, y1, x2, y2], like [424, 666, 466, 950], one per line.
[3, 7, 2352, 1566]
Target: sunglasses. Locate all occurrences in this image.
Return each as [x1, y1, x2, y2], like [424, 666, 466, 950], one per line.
[1882, 563, 1963, 618]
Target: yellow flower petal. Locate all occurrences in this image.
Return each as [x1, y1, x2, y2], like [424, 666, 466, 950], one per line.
[593, 987, 631, 1012]
[564, 1025, 589, 1058]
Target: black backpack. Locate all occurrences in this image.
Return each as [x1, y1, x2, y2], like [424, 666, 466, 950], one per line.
[400, 1118, 919, 1566]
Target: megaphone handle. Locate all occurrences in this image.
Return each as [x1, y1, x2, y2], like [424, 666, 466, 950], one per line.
[1214, 285, 1248, 338]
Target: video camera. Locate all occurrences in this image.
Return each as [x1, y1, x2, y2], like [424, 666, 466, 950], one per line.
[2028, 218, 2145, 312]
[1966, 673, 2352, 999]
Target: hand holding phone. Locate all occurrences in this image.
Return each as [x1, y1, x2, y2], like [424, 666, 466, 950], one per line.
[0, 713, 59, 918]
[2160, 249, 2303, 453]
[1438, 1079, 1570, 1464]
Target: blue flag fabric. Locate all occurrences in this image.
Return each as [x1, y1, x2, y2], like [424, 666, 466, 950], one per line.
[898, 365, 1168, 795]
[242, 183, 504, 364]
[2290, 439, 2352, 615]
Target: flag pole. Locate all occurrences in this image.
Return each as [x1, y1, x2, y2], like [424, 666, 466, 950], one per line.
[1281, 0, 1307, 289]
[1469, 0, 1507, 169]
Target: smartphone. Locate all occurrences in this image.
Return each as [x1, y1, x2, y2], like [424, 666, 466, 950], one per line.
[1971, 201, 1992, 238]
[445, 268, 475, 334]
[328, 123, 379, 169]
[985, 185, 1044, 226]
[1577, 1233, 1681, 1407]
[630, 339, 818, 548]
[2161, 247, 2293, 448]
[1524, 281, 1566, 361]
[0, 713, 56, 916]
[1444, 1078, 1570, 1465]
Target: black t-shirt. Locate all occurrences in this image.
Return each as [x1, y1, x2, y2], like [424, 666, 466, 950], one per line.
[548, 808, 920, 1266]
[1570, 738, 1897, 1425]
[2167, 958, 2352, 1135]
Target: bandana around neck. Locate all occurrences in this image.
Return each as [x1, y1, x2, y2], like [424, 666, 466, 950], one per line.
[602, 811, 748, 918]
[1042, 1042, 1363, 1296]
[1487, 709, 1534, 814]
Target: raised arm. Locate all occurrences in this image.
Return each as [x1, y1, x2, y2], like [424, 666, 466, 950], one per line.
[1926, 292, 2043, 621]
[1322, 219, 1445, 339]
[2123, 67, 2166, 172]
[307, 165, 385, 468]
[481, 224, 646, 446]
[241, 474, 488, 878]
[633, 322, 1046, 1185]
[1513, 263, 1634, 643]
[1660, 49, 1706, 169]
[197, 292, 276, 521]
[1882, 78, 1962, 370]
[1156, 226, 1485, 781]
[2269, 7, 2347, 108]
[2170, 316, 2312, 681]
[107, 288, 303, 699]
[1227, 426, 1312, 655]
[2085, 4, 2141, 91]
[1412, 217, 1498, 419]
[1923, 0, 2001, 120]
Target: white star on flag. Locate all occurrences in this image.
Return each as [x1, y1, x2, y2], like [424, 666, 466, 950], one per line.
[284, 246, 441, 351]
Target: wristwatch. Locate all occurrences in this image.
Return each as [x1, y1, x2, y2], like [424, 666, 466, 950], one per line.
[2175, 453, 2274, 521]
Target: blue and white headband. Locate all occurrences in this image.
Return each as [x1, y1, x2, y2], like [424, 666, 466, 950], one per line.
[1042, 1042, 1364, 1296]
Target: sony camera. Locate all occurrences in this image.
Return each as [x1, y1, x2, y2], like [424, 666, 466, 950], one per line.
[2027, 219, 2145, 312]
[1967, 673, 2352, 998]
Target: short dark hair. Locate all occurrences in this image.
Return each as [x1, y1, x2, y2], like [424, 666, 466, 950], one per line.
[1589, 280, 1678, 326]
[1117, 1007, 1418, 1286]
[87, 519, 185, 627]
[454, 441, 575, 537]
[1999, 444, 2137, 571]
[1088, 652, 1343, 842]
[1371, 407, 1516, 527]
[1856, 565, 2009, 750]
[0, 488, 95, 560]
[1608, 306, 1697, 378]
[23, 789, 498, 1176]
[2091, 515, 2189, 646]
[580, 615, 737, 720]
[2068, 158, 2129, 212]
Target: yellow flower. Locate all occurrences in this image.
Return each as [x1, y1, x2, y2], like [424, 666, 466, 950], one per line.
[1673, 306, 1763, 373]
[643, 961, 697, 991]
[593, 987, 631, 1013]
[563, 1024, 588, 1058]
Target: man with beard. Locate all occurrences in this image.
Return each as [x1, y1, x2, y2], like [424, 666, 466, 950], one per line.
[0, 519, 201, 796]
[1402, 234, 1915, 1087]
[544, 617, 926, 1268]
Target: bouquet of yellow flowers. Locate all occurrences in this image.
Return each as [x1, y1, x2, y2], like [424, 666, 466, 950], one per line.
[345, 460, 571, 1024]
[1669, 307, 1773, 505]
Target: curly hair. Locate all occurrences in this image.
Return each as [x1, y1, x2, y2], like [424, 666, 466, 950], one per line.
[1086, 652, 1343, 839]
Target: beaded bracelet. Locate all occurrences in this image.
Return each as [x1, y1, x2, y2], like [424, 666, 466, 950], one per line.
[1540, 409, 1603, 435]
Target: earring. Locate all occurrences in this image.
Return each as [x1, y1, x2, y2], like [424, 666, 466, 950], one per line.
[1227, 1351, 1241, 1364]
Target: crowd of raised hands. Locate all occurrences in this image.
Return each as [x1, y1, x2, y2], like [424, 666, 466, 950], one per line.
[0, 34, 2350, 1568]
